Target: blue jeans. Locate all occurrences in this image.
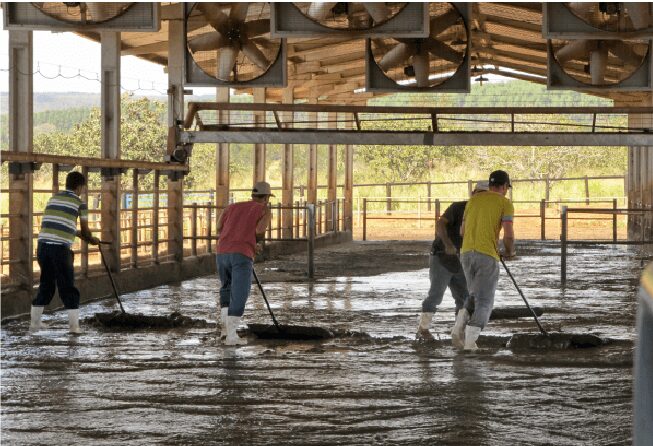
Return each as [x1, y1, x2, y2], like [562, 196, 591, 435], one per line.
[422, 254, 469, 313]
[217, 253, 254, 317]
[32, 242, 80, 309]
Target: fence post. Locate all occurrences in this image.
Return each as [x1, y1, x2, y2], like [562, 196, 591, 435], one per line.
[545, 174, 550, 203]
[434, 198, 440, 238]
[191, 203, 198, 256]
[427, 181, 432, 211]
[295, 200, 300, 239]
[277, 203, 282, 239]
[206, 202, 212, 253]
[386, 183, 392, 215]
[131, 169, 139, 268]
[467, 180, 473, 197]
[613, 198, 618, 242]
[152, 171, 160, 264]
[561, 205, 568, 287]
[81, 166, 89, 276]
[584, 175, 590, 205]
[307, 203, 315, 278]
[363, 198, 367, 241]
[540, 198, 546, 240]
[417, 194, 421, 229]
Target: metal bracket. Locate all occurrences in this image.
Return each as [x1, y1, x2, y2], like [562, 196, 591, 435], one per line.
[8, 162, 41, 174]
[101, 167, 127, 179]
[166, 170, 187, 181]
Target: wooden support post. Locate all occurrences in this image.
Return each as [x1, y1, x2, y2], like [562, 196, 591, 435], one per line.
[131, 169, 139, 267]
[545, 173, 550, 203]
[427, 181, 432, 211]
[467, 180, 473, 197]
[191, 204, 198, 256]
[363, 198, 367, 241]
[584, 175, 590, 205]
[52, 164, 59, 193]
[344, 128, 354, 232]
[215, 88, 230, 208]
[206, 202, 212, 253]
[434, 199, 440, 238]
[277, 203, 282, 239]
[253, 88, 267, 183]
[613, 198, 618, 242]
[307, 203, 315, 278]
[282, 88, 294, 238]
[327, 112, 337, 231]
[100, 31, 122, 272]
[8, 29, 34, 290]
[295, 200, 300, 239]
[561, 206, 568, 287]
[81, 166, 89, 275]
[386, 183, 392, 214]
[167, 11, 185, 263]
[308, 143, 318, 205]
[152, 170, 160, 264]
[540, 198, 546, 240]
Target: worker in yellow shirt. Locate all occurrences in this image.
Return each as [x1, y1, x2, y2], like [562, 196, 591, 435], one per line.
[453, 170, 516, 350]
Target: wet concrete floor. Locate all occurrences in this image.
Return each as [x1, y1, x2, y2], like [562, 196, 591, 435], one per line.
[1, 241, 645, 445]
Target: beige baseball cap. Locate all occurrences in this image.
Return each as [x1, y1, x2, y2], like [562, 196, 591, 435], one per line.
[252, 181, 275, 196]
[474, 180, 489, 192]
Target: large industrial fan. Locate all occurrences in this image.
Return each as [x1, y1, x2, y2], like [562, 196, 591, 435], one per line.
[3, 2, 159, 31]
[543, 2, 653, 38]
[185, 2, 286, 86]
[294, 2, 406, 30]
[550, 37, 649, 86]
[271, 2, 428, 38]
[366, 2, 470, 91]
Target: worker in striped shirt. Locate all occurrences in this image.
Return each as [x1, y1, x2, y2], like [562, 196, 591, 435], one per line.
[29, 171, 99, 334]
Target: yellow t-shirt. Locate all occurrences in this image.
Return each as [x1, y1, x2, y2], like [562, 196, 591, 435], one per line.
[461, 191, 514, 260]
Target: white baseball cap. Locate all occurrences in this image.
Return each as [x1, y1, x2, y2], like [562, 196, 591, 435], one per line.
[252, 181, 275, 196]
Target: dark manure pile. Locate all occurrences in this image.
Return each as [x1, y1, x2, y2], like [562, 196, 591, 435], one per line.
[507, 332, 603, 350]
[88, 311, 209, 330]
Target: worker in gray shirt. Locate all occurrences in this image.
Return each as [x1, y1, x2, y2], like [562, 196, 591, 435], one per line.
[417, 181, 489, 342]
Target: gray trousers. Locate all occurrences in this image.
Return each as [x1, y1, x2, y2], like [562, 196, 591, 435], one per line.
[461, 251, 499, 329]
[421, 254, 469, 313]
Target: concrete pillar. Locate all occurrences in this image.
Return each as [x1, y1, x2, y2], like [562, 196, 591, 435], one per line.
[8, 30, 34, 291]
[327, 112, 338, 229]
[100, 31, 122, 272]
[253, 88, 266, 183]
[167, 8, 185, 262]
[281, 88, 294, 238]
[215, 87, 230, 208]
[344, 119, 354, 232]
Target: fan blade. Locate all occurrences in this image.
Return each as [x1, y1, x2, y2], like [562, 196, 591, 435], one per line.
[590, 44, 608, 85]
[230, 2, 250, 22]
[412, 51, 430, 87]
[625, 3, 651, 29]
[607, 40, 642, 67]
[188, 33, 229, 52]
[379, 42, 415, 71]
[364, 3, 391, 23]
[218, 47, 238, 80]
[241, 39, 270, 70]
[307, 2, 338, 20]
[555, 40, 590, 64]
[424, 39, 463, 64]
[199, 3, 229, 32]
[245, 19, 271, 37]
[430, 8, 461, 37]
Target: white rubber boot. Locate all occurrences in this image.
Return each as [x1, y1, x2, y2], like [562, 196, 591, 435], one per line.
[451, 309, 470, 349]
[416, 312, 435, 340]
[464, 325, 482, 351]
[224, 316, 247, 346]
[29, 306, 48, 333]
[219, 307, 228, 340]
[68, 309, 81, 334]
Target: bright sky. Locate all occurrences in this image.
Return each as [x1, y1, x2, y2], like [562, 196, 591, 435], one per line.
[0, 13, 170, 95]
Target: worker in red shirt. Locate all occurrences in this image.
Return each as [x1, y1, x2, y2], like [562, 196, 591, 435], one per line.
[216, 181, 273, 346]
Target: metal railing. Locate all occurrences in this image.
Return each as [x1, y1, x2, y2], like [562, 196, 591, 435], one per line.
[560, 206, 653, 285]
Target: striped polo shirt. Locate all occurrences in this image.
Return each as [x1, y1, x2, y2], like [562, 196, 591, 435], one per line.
[38, 190, 88, 247]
